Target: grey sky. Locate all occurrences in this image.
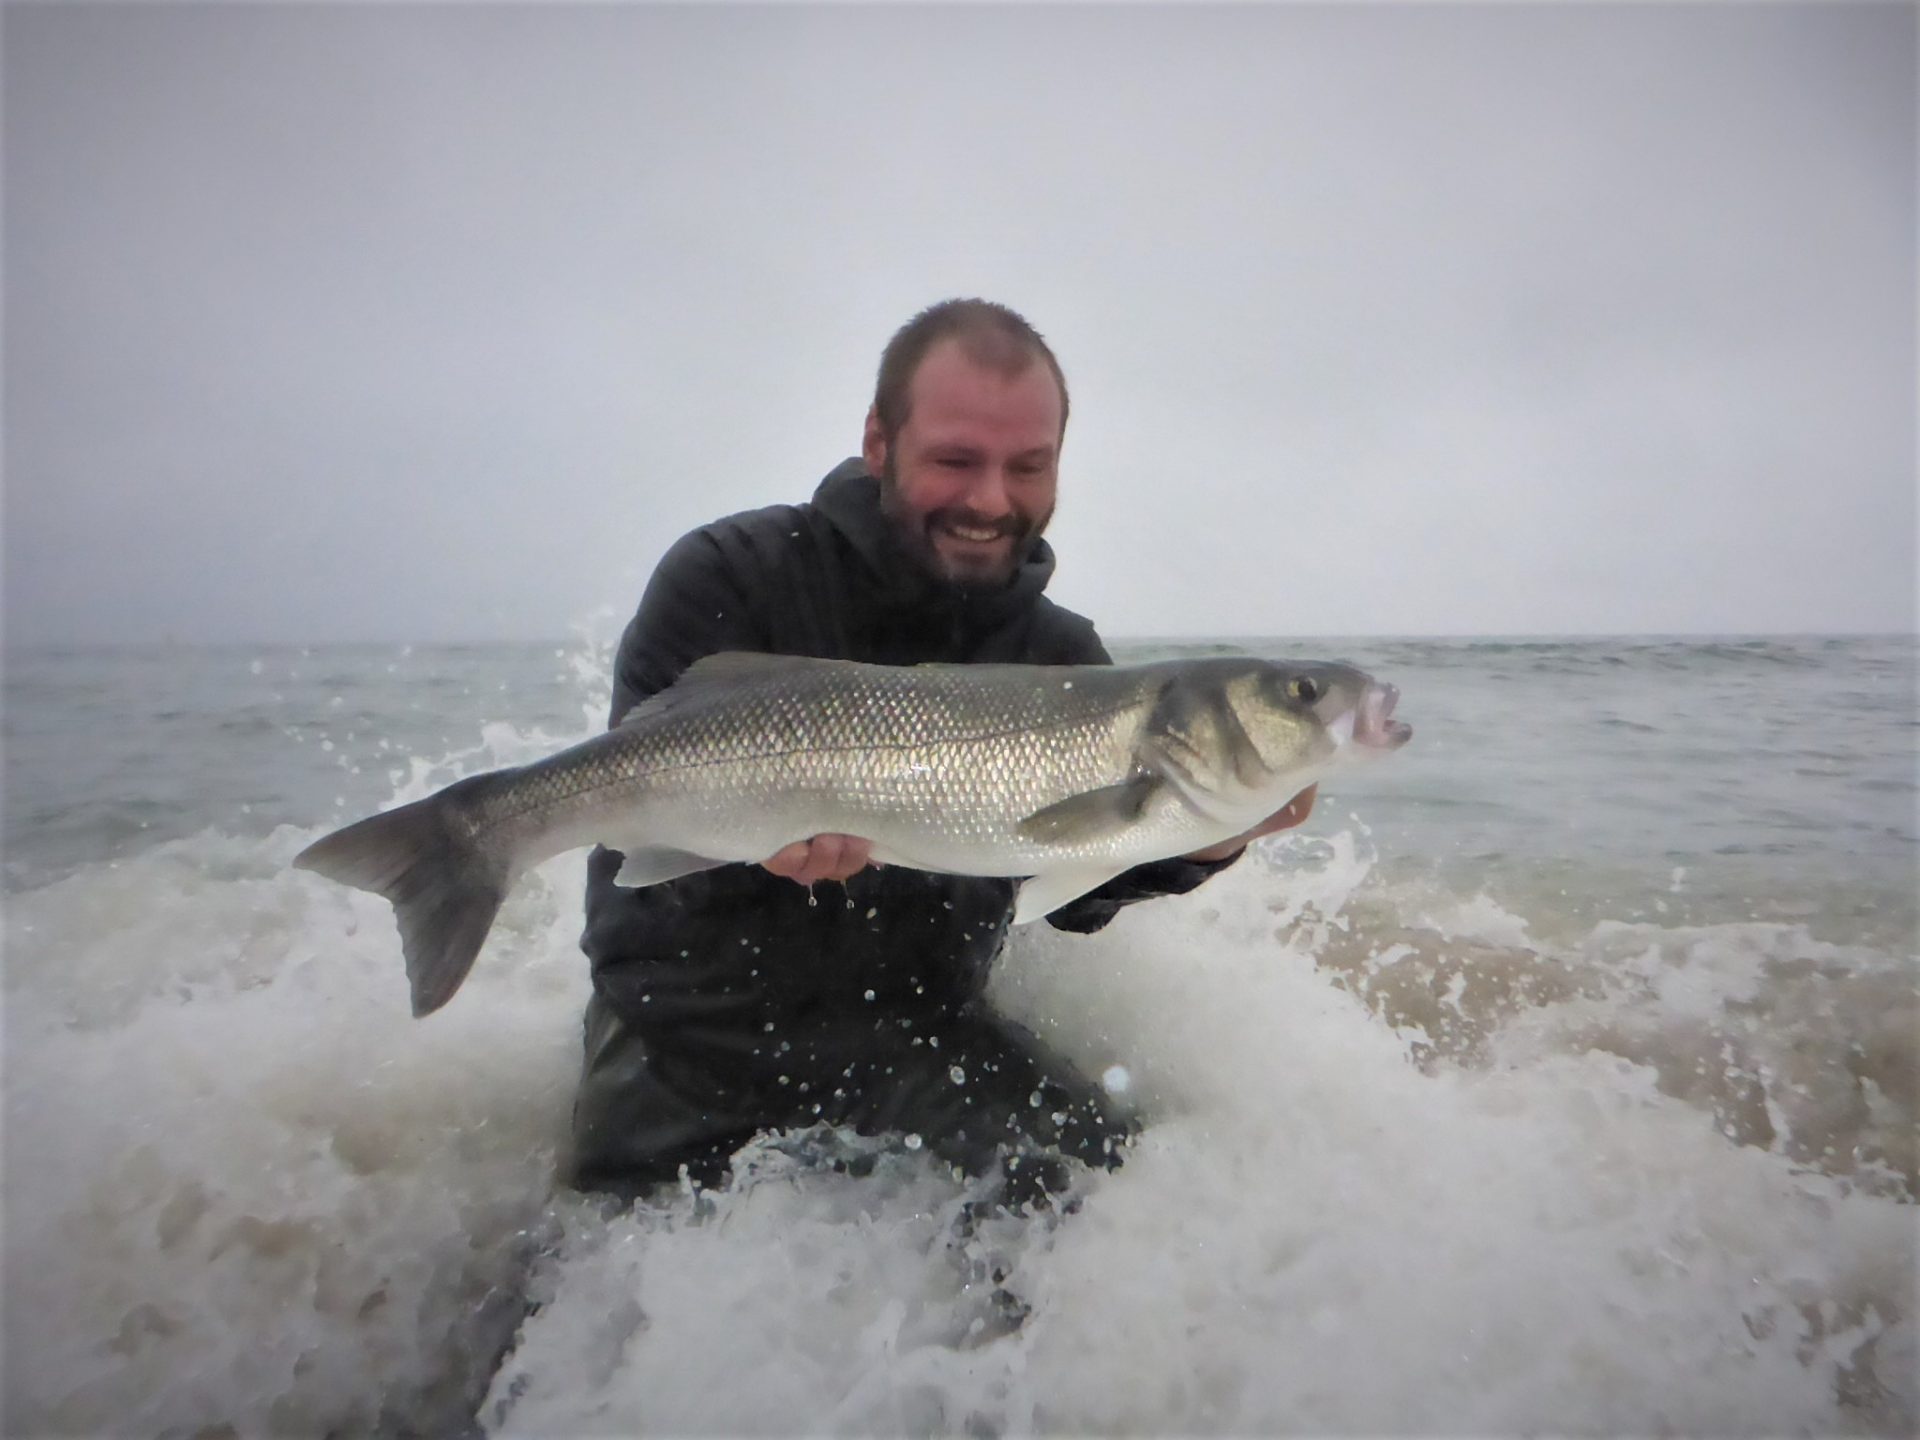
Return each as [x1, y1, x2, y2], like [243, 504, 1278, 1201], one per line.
[5, 1, 1913, 644]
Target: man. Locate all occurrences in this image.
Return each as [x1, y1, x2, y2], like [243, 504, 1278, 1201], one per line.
[570, 300, 1314, 1205]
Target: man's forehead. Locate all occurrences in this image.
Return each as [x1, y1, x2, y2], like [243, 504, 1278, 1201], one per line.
[905, 338, 1063, 441]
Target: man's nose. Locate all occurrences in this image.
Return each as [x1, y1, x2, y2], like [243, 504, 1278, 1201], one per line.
[965, 467, 1012, 517]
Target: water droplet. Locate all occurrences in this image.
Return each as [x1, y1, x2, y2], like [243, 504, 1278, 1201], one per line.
[863, 989, 876, 1002]
[1101, 1065, 1131, 1094]
[903, 1133, 923, 1151]
[949, 1066, 966, 1085]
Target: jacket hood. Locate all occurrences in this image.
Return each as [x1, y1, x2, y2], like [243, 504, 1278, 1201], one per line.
[809, 458, 1058, 627]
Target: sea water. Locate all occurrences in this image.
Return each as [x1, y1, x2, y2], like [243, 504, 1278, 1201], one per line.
[2, 633, 1914, 1435]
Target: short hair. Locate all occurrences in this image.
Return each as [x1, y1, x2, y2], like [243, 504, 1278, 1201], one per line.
[872, 299, 1069, 443]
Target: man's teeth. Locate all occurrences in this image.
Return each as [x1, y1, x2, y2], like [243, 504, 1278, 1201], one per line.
[944, 525, 1004, 542]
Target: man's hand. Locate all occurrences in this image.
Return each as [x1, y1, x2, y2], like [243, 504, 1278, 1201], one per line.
[762, 833, 875, 885]
[1181, 784, 1317, 864]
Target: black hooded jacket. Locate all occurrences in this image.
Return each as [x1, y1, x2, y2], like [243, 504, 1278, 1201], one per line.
[580, 461, 1237, 1050]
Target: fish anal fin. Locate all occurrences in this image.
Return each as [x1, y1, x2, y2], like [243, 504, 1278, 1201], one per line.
[612, 845, 729, 888]
[1015, 772, 1162, 846]
[1013, 866, 1132, 924]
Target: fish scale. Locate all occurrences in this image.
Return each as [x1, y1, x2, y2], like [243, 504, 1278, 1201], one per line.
[552, 661, 1171, 872]
[294, 651, 1409, 1014]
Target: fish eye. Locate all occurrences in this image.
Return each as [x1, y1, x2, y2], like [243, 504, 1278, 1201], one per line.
[1286, 675, 1322, 704]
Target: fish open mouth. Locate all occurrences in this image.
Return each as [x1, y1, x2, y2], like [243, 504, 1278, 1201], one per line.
[1354, 682, 1412, 750]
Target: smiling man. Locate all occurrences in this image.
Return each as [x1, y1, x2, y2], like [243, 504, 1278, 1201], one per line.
[570, 300, 1314, 1205]
[872, 318, 1062, 587]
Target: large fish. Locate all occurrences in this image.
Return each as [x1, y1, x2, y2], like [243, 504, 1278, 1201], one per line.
[295, 653, 1410, 1015]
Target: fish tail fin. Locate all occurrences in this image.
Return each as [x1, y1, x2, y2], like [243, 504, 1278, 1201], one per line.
[293, 776, 512, 1017]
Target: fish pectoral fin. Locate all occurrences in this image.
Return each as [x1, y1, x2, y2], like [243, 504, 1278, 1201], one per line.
[1014, 772, 1163, 846]
[611, 846, 730, 888]
[1012, 866, 1133, 925]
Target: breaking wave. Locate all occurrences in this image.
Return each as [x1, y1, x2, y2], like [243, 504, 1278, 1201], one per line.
[3, 631, 1913, 1434]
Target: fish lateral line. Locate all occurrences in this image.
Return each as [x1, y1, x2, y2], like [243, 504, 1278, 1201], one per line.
[592, 697, 1159, 778]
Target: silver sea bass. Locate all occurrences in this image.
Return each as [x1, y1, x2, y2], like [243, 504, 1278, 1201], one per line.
[294, 653, 1411, 1014]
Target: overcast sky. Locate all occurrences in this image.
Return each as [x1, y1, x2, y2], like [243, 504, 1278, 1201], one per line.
[5, 1, 1913, 645]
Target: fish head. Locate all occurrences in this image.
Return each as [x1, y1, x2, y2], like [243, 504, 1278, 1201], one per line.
[1140, 659, 1410, 829]
[1224, 661, 1413, 778]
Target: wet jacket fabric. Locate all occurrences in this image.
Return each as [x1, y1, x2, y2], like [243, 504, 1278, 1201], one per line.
[569, 460, 1239, 1198]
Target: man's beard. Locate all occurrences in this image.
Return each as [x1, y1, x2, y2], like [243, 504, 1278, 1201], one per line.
[878, 455, 1053, 593]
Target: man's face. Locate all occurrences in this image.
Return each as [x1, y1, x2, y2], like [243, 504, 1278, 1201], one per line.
[864, 337, 1062, 590]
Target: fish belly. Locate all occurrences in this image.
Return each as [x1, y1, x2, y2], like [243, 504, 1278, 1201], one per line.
[611, 746, 1222, 878]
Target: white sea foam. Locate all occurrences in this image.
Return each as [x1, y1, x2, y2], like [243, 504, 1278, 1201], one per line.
[4, 635, 1914, 1434]
[2, 824, 590, 1434]
[478, 845, 1913, 1435]
[5, 822, 1915, 1436]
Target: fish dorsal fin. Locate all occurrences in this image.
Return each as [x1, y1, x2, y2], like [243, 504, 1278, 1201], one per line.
[1015, 772, 1163, 846]
[616, 651, 844, 727]
[679, 651, 834, 683]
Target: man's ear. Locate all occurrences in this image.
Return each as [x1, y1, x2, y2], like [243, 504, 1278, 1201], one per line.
[861, 405, 887, 476]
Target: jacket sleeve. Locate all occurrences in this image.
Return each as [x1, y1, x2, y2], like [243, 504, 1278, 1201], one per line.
[1038, 622, 1247, 935]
